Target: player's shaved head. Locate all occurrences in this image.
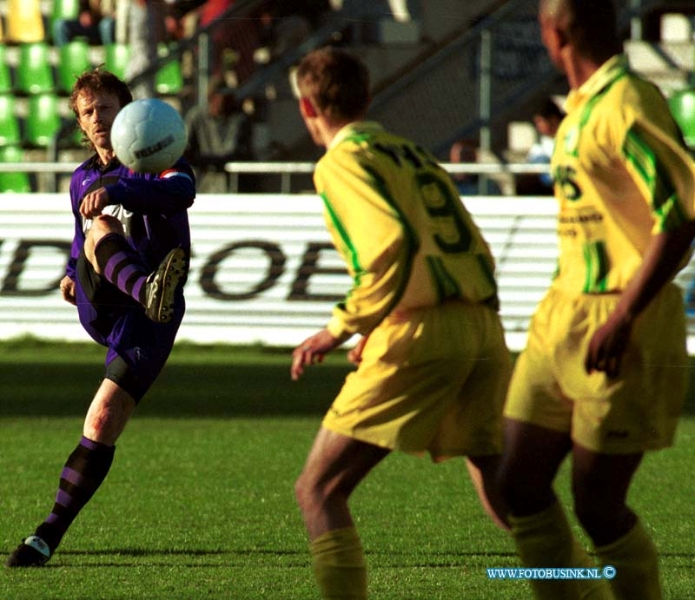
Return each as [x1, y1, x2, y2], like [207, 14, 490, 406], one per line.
[539, 0, 621, 64]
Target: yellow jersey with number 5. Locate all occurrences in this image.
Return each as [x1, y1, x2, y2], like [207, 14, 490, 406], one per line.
[314, 121, 498, 340]
[551, 54, 695, 296]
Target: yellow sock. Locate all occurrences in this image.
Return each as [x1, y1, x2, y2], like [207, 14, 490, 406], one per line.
[510, 502, 614, 600]
[310, 526, 367, 600]
[594, 520, 662, 600]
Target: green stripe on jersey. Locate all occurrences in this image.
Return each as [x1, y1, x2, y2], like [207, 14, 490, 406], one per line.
[623, 128, 687, 231]
[582, 240, 609, 293]
[320, 191, 363, 288]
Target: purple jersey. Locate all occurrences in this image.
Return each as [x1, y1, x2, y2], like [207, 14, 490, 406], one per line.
[66, 155, 195, 381]
[66, 155, 195, 281]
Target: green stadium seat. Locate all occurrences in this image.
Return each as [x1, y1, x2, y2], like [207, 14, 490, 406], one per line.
[57, 40, 91, 94]
[0, 94, 21, 146]
[16, 42, 54, 95]
[0, 145, 31, 192]
[669, 88, 695, 148]
[156, 45, 183, 95]
[105, 43, 131, 80]
[50, 0, 81, 43]
[24, 93, 61, 148]
[0, 46, 12, 94]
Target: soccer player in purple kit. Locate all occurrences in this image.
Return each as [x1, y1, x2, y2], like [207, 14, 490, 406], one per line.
[6, 68, 195, 567]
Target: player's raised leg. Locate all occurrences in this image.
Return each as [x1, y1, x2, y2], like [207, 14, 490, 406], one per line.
[295, 427, 390, 600]
[85, 215, 187, 323]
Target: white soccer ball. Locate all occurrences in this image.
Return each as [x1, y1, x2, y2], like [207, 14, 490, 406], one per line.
[111, 98, 188, 173]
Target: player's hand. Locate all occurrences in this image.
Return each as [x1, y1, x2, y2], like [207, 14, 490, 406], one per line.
[79, 188, 110, 219]
[60, 276, 77, 305]
[291, 329, 343, 381]
[584, 311, 633, 378]
[347, 335, 369, 365]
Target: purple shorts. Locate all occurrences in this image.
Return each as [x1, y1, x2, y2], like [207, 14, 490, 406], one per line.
[75, 250, 184, 402]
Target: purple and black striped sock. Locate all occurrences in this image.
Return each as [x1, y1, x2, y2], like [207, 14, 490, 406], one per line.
[94, 233, 149, 305]
[35, 436, 115, 551]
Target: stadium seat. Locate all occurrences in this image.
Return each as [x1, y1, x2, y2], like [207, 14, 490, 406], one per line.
[6, 0, 45, 43]
[24, 93, 61, 148]
[104, 43, 131, 80]
[0, 94, 20, 146]
[0, 145, 31, 192]
[660, 13, 692, 42]
[0, 45, 12, 94]
[155, 45, 184, 95]
[50, 0, 81, 43]
[16, 42, 54, 95]
[57, 40, 91, 94]
[668, 88, 695, 148]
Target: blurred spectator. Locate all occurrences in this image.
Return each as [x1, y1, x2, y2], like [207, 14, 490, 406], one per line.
[449, 139, 501, 196]
[332, 0, 420, 42]
[184, 76, 254, 191]
[53, 0, 116, 47]
[255, 0, 332, 60]
[198, 0, 261, 86]
[125, 0, 170, 98]
[166, 0, 266, 86]
[516, 97, 565, 195]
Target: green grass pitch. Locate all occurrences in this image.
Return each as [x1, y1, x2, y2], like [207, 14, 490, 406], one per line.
[1, 339, 694, 599]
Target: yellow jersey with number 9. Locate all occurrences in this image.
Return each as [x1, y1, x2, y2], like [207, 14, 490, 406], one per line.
[551, 54, 695, 296]
[314, 121, 498, 340]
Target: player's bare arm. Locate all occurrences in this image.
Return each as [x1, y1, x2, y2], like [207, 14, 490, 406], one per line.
[79, 187, 111, 219]
[59, 276, 76, 305]
[347, 335, 369, 365]
[291, 329, 345, 381]
[585, 219, 695, 376]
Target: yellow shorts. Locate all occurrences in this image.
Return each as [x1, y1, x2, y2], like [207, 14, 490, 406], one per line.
[323, 301, 512, 461]
[504, 284, 689, 454]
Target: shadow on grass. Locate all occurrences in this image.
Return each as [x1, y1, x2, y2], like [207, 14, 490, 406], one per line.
[3, 344, 695, 417]
[60, 548, 302, 557]
[0, 361, 353, 418]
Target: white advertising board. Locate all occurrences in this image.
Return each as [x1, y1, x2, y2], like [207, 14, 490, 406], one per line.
[1, 194, 693, 351]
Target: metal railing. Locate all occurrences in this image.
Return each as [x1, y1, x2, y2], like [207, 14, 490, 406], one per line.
[0, 161, 551, 195]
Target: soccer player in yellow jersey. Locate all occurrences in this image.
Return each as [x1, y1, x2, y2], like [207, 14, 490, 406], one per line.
[289, 47, 511, 599]
[498, 1, 695, 599]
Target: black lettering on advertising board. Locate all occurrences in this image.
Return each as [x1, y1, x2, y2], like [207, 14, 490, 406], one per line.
[1, 238, 349, 302]
[0, 240, 72, 296]
[288, 242, 344, 302]
[200, 240, 287, 301]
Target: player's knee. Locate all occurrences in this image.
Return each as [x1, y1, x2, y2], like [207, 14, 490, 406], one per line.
[294, 471, 316, 513]
[496, 460, 524, 508]
[89, 214, 125, 240]
[496, 460, 554, 516]
[295, 469, 335, 514]
[572, 490, 614, 533]
[84, 216, 126, 266]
